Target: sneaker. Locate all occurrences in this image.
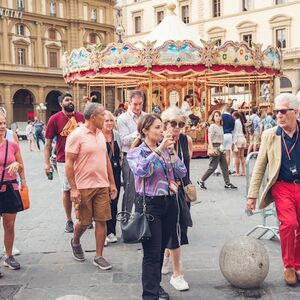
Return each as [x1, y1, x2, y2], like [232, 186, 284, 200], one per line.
[197, 180, 207, 190]
[158, 286, 170, 300]
[70, 239, 85, 262]
[224, 183, 238, 190]
[106, 233, 118, 243]
[88, 223, 94, 229]
[104, 238, 108, 247]
[65, 220, 74, 233]
[170, 275, 189, 291]
[3, 256, 20, 270]
[161, 256, 171, 275]
[93, 256, 112, 270]
[3, 246, 20, 256]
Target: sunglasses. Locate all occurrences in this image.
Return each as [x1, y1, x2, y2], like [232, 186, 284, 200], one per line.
[273, 109, 295, 115]
[170, 120, 185, 128]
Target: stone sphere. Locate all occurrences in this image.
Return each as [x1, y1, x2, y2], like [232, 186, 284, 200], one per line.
[219, 236, 269, 289]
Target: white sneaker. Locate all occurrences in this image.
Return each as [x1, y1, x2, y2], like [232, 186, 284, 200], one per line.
[3, 246, 20, 256]
[106, 233, 118, 243]
[104, 238, 108, 247]
[170, 275, 189, 291]
[161, 256, 171, 275]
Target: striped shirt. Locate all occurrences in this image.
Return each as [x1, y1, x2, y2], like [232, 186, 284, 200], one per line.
[127, 143, 186, 196]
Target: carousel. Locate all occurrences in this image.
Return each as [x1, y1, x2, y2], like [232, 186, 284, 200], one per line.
[61, 3, 282, 156]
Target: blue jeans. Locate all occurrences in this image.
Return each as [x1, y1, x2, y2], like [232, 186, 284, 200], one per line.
[35, 131, 45, 150]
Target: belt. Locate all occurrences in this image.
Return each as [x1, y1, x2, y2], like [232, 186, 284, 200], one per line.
[278, 179, 300, 184]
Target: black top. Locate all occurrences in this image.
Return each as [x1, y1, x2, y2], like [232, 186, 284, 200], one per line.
[106, 138, 121, 190]
[175, 133, 190, 186]
[277, 121, 300, 182]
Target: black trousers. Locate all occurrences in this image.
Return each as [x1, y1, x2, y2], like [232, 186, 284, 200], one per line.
[136, 194, 178, 300]
[107, 190, 119, 235]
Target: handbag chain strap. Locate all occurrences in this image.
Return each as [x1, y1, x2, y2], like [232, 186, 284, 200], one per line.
[1, 140, 9, 184]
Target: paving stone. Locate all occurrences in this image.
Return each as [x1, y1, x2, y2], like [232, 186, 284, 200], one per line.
[0, 142, 295, 300]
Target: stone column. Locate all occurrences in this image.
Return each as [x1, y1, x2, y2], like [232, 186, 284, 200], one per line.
[36, 22, 44, 67]
[2, 18, 10, 64]
[4, 84, 13, 125]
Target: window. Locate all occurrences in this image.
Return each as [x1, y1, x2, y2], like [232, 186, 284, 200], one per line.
[280, 77, 292, 88]
[215, 39, 222, 46]
[16, 24, 25, 36]
[17, 48, 26, 65]
[276, 28, 287, 48]
[49, 51, 58, 68]
[50, 1, 56, 16]
[48, 29, 56, 40]
[213, 0, 221, 17]
[17, 0, 25, 10]
[89, 33, 97, 44]
[243, 34, 252, 47]
[242, 0, 252, 11]
[91, 9, 97, 22]
[181, 5, 189, 24]
[134, 16, 141, 33]
[275, 0, 287, 4]
[157, 10, 164, 25]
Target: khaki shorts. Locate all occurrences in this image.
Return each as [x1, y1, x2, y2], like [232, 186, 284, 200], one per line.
[250, 133, 260, 145]
[77, 187, 111, 225]
[236, 136, 247, 148]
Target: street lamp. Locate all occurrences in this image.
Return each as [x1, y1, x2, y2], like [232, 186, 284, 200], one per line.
[36, 103, 47, 121]
[115, 6, 125, 43]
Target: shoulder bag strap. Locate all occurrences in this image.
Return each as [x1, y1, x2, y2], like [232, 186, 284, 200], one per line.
[1, 140, 9, 184]
[142, 178, 146, 214]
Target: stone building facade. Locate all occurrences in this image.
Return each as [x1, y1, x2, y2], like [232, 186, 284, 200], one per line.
[0, 0, 116, 124]
[121, 0, 300, 97]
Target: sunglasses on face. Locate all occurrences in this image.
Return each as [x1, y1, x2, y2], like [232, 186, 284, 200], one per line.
[273, 109, 295, 115]
[170, 120, 185, 128]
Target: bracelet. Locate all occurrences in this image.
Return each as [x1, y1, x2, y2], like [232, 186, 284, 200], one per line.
[20, 179, 26, 184]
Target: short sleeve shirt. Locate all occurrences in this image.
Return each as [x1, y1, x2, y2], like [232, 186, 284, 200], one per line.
[45, 111, 84, 163]
[65, 125, 109, 189]
[0, 140, 20, 192]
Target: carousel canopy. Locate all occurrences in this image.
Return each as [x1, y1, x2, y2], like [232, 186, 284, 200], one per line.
[61, 3, 282, 87]
[138, 3, 199, 48]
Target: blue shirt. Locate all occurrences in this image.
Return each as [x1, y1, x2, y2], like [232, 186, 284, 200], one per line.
[33, 121, 44, 133]
[277, 121, 300, 182]
[222, 112, 235, 134]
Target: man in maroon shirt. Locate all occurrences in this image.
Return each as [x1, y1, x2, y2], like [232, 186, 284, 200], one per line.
[44, 92, 84, 233]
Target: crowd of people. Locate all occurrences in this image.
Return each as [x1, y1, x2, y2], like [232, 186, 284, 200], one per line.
[0, 90, 300, 299]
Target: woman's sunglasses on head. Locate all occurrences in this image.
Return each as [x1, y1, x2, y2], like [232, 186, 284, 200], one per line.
[170, 120, 185, 128]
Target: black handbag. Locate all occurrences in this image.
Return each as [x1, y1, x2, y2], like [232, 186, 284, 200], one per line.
[117, 179, 153, 244]
[0, 141, 24, 213]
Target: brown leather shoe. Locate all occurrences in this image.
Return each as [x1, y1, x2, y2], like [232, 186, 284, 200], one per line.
[284, 268, 297, 285]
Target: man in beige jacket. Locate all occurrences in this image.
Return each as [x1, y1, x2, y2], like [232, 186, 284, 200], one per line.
[247, 93, 300, 286]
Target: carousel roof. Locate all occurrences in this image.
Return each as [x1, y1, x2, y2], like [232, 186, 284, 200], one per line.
[138, 3, 199, 48]
[61, 3, 282, 86]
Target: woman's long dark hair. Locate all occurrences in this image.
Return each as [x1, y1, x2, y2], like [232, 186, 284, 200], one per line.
[131, 113, 162, 148]
[233, 111, 246, 135]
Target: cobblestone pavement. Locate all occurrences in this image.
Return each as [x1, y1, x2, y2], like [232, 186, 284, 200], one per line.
[0, 141, 299, 300]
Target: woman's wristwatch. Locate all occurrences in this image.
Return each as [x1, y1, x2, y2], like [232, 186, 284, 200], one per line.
[20, 178, 26, 185]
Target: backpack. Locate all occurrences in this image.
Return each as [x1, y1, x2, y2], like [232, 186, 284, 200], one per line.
[245, 119, 254, 135]
[263, 118, 275, 131]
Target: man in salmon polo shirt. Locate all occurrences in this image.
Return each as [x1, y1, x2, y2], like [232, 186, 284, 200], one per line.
[65, 103, 117, 270]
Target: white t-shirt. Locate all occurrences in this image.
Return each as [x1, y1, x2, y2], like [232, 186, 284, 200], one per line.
[181, 101, 192, 117]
